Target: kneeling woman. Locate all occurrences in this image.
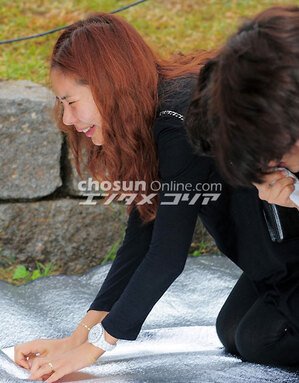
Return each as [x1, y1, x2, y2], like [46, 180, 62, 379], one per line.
[186, 5, 299, 369]
[15, 11, 299, 382]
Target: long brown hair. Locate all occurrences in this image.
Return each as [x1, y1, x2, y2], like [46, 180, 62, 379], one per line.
[51, 12, 215, 223]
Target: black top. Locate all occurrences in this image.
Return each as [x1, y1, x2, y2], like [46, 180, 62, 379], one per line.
[87, 76, 299, 340]
[87, 75, 220, 340]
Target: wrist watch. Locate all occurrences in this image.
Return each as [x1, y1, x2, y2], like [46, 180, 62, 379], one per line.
[88, 322, 117, 352]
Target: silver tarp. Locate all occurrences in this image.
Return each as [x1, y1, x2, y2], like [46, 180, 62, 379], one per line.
[1, 255, 299, 382]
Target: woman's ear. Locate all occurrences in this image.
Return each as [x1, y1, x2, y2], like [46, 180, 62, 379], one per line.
[295, 139, 299, 148]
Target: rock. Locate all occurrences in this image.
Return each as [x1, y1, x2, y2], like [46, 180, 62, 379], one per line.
[0, 199, 126, 274]
[192, 218, 219, 256]
[0, 80, 63, 199]
[0, 198, 218, 277]
[63, 145, 92, 196]
[0, 80, 220, 281]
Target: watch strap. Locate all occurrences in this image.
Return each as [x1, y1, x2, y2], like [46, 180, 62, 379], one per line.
[88, 323, 117, 352]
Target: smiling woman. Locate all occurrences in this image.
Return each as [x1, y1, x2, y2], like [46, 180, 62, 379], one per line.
[49, 12, 214, 224]
[13, 8, 299, 383]
[51, 70, 104, 145]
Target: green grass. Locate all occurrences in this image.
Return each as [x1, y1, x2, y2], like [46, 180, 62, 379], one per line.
[1, 0, 299, 85]
[12, 261, 59, 283]
[1, 0, 297, 283]
[0, 245, 62, 285]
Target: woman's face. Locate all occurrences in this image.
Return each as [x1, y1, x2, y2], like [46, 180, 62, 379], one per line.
[268, 140, 299, 173]
[50, 69, 103, 146]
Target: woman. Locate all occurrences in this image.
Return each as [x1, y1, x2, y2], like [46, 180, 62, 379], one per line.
[14, 12, 216, 382]
[14, 11, 299, 383]
[185, 5, 299, 209]
[185, 2, 299, 368]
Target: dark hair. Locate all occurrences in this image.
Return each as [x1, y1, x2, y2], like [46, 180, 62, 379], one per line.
[185, 5, 299, 186]
[185, 58, 218, 157]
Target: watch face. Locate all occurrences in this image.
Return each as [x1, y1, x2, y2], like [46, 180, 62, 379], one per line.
[89, 324, 103, 343]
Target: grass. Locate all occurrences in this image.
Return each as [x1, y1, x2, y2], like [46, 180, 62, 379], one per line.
[0, 246, 62, 285]
[1, 0, 299, 85]
[1, 0, 297, 283]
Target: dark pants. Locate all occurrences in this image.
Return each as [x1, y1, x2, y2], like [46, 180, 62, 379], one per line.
[197, 161, 299, 365]
[196, 162, 299, 366]
[216, 272, 299, 366]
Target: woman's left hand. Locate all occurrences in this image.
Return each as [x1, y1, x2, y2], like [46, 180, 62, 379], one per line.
[28, 342, 104, 382]
[253, 169, 298, 208]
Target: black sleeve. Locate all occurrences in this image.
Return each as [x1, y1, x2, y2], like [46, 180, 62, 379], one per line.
[100, 115, 213, 340]
[87, 206, 155, 312]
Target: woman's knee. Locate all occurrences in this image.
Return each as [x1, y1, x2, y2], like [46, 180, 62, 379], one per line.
[234, 322, 289, 365]
[234, 305, 299, 366]
[215, 307, 239, 355]
[234, 320, 261, 363]
[215, 273, 259, 356]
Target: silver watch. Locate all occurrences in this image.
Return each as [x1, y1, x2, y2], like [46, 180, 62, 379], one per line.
[88, 323, 116, 352]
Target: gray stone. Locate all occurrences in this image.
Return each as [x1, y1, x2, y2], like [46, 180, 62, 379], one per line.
[0, 199, 126, 274]
[0, 79, 219, 281]
[0, 80, 63, 199]
[0, 195, 218, 277]
[192, 217, 219, 256]
[63, 145, 92, 196]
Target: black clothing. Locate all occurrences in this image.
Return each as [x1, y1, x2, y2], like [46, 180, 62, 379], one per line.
[216, 272, 299, 366]
[87, 77, 299, 365]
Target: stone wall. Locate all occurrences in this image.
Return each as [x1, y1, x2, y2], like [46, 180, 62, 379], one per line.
[0, 80, 218, 276]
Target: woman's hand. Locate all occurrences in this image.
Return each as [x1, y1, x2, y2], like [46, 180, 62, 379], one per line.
[28, 341, 104, 382]
[14, 336, 76, 371]
[253, 169, 298, 208]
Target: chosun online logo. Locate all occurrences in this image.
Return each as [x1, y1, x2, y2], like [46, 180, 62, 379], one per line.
[78, 178, 222, 206]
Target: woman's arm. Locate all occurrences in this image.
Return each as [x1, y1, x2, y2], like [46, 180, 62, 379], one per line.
[69, 203, 155, 346]
[69, 310, 110, 347]
[86, 205, 155, 313]
[99, 115, 214, 340]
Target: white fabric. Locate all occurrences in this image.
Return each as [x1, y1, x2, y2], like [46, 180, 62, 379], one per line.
[1, 256, 299, 382]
